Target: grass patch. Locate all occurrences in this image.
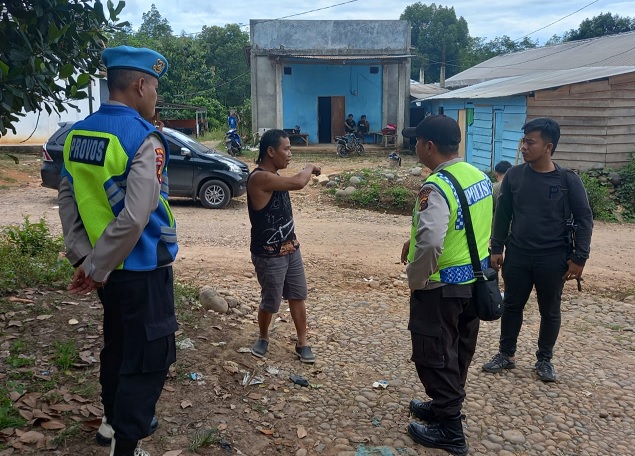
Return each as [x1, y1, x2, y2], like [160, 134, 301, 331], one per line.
[0, 217, 73, 296]
[51, 423, 82, 445]
[174, 280, 201, 326]
[52, 340, 79, 371]
[328, 168, 418, 215]
[188, 427, 221, 451]
[6, 340, 34, 368]
[0, 385, 26, 429]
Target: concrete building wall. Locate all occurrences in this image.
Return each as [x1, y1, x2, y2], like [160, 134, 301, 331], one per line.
[251, 20, 409, 53]
[250, 20, 411, 145]
[281, 63, 383, 143]
[0, 78, 104, 147]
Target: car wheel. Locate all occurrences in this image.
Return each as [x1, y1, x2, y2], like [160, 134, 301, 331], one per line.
[199, 180, 231, 209]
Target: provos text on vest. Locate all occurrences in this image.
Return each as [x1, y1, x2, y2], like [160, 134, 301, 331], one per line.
[69, 135, 110, 166]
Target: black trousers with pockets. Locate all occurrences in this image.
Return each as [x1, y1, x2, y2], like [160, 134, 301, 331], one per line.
[97, 266, 178, 442]
[499, 249, 568, 362]
[409, 284, 479, 420]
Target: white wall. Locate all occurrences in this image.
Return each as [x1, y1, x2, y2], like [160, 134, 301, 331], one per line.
[0, 78, 104, 146]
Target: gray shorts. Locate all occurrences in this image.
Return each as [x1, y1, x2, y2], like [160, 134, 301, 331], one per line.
[251, 249, 308, 313]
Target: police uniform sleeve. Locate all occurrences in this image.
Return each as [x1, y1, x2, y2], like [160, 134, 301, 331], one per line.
[406, 185, 450, 290]
[58, 175, 93, 267]
[80, 134, 162, 282]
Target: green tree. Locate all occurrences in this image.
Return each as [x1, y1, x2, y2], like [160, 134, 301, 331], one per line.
[563, 12, 635, 41]
[138, 3, 173, 39]
[198, 24, 250, 107]
[400, 2, 470, 83]
[464, 35, 537, 66]
[0, 0, 127, 137]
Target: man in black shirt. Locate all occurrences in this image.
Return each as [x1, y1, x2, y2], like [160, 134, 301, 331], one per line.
[345, 114, 356, 134]
[482, 117, 593, 382]
[247, 129, 321, 364]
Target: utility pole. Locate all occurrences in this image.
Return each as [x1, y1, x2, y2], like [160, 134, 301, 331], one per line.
[440, 44, 446, 88]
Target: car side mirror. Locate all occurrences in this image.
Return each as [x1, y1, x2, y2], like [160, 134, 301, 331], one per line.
[181, 147, 192, 157]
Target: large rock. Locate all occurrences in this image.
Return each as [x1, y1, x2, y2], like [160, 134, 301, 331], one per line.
[200, 288, 228, 313]
[411, 167, 423, 176]
[608, 171, 621, 186]
[349, 176, 363, 185]
[317, 174, 330, 185]
[343, 186, 357, 196]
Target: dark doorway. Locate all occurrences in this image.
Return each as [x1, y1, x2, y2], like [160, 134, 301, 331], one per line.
[318, 96, 346, 143]
[318, 97, 332, 143]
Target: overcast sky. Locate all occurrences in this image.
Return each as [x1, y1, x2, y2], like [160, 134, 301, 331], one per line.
[119, 0, 635, 44]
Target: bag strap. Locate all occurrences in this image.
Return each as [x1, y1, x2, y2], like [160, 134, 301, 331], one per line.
[558, 165, 572, 221]
[438, 169, 484, 279]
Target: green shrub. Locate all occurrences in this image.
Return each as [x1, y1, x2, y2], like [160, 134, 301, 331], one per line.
[579, 173, 616, 221]
[616, 155, 635, 221]
[0, 217, 73, 295]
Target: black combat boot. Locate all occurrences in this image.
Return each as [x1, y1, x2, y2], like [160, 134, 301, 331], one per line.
[409, 399, 437, 422]
[407, 415, 468, 455]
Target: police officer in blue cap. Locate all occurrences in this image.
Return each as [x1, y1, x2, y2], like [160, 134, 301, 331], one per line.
[58, 46, 177, 456]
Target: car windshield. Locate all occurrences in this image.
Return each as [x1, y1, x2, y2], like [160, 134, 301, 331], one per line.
[164, 128, 217, 155]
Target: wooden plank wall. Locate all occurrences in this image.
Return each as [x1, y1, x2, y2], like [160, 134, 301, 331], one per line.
[527, 73, 635, 170]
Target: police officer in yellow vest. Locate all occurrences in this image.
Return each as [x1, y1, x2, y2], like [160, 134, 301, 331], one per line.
[400, 115, 492, 456]
[58, 46, 177, 456]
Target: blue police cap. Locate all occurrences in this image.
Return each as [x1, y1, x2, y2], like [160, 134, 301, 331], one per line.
[102, 45, 168, 79]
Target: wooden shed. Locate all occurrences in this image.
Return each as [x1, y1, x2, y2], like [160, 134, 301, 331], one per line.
[418, 32, 635, 171]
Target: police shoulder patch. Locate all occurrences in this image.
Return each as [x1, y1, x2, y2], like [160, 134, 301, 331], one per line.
[155, 147, 165, 183]
[418, 187, 433, 211]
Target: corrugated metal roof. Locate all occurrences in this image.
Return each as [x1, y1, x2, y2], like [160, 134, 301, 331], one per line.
[447, 31, 635, 88]
[409, 82, 450, 99]
[428, 66, 635, 99]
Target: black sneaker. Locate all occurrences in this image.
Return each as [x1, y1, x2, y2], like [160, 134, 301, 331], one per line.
[251, 338, 269, 358]
[482, 353, 516, 373]
[535, 360, 557, 382]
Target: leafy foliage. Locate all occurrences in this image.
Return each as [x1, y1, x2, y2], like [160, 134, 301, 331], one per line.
[564, 12, 635, 41]
[108, 7, 250, 125]
[579, 173, 616, 221]
[0, 0, 127, 136]
[0, 217, 73, 295]
[616, 155, 635, 221]
[401, 3, 469, 83]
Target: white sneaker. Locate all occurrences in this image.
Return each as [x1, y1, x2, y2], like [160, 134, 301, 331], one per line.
[110, 437, 151, 456]
[134, 446, 151, 456]
[97, 416, 115, 446]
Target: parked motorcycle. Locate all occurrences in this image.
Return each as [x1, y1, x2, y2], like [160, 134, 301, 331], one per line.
[335, 133, 365, 157]
[225, 129, 242, 156]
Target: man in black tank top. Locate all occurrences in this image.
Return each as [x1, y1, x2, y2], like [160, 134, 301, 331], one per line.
[247, 129, 321, 363]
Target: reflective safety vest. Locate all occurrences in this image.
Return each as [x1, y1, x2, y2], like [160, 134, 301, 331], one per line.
[62, 103, 178, 271]
[408, 161, 492, 284]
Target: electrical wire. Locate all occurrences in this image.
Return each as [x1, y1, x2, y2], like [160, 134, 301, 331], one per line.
[512, 0, 600, 42]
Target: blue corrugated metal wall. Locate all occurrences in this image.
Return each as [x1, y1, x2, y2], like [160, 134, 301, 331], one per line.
[282, 63, 383, 143]
[419, 96, 526, 171]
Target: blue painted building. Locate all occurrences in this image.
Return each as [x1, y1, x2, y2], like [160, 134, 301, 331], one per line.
[421, 97, 526, 172]
[250, 20, 411, 146]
